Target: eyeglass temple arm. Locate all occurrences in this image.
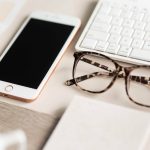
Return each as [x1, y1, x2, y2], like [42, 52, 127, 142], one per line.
[129, 75, 150, 85]
[65, 57, 114, 86]
[65, 71, 112, 86]
[80, 57, 113, 72]
[65, 57, 150, 86]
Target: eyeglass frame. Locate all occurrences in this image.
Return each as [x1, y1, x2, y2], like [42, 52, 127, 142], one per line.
[65, 51, 150, 108]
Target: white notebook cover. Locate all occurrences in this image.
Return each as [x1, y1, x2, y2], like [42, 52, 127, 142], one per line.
[44, 96, 150, 150]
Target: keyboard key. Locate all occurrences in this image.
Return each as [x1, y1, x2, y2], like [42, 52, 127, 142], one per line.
[134, 21, 146, 30]
[95, 41, 109, 51]
[131, 12, 144, 21]
[131, 6, 139, 12]
[121, 4, 131, 11]
[91, 22, 111, 32]
[120, 37, 132, 47]
[108, 34, 121, 43]
[143, 14, 150, 22]
[96, 14, 112, 24]
[99, 3, 111, 14]
[109, 8, 122, 16]
[106, 43, 120, 54]
[144, 32, 150, 41]
[111, 2, 121, 9]
[118, 46, 132, 56]
[111, 17, 123, 26]
[110, 25, 122, 34]
[123, 19, 134, 28]
[120, 10, 132, 18]
[130, 49, 150, 61]
[143, 41, 150, 51]
[145, 23, 150, 31]
[121, 28, 134, 37]
[81, 38, 97, 49]
[86, 30, 110, 42]
[141, 8, 148, 14]
[132, 39, 144, 48]
[132, 30, 145, 39]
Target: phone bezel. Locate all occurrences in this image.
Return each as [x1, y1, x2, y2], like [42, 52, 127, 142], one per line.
[0, 11, 81, 102]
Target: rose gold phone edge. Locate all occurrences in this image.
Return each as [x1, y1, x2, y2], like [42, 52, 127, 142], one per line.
[0, 11, 81, 102]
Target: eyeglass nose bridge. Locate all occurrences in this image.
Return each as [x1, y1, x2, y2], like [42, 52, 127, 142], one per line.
[112, 66, 130, 89]
[103, 66, 122, 91]
[118, 66, 133, 100]
[116, 65, 132, 77]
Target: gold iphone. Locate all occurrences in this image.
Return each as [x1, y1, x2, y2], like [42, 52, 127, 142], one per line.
[0, 11, 81, 102]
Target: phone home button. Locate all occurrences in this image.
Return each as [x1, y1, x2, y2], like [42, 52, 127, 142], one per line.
[5, 85, 13, 92]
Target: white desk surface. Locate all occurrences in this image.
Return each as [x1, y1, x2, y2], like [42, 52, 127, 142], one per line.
[0, 0, 150, 119]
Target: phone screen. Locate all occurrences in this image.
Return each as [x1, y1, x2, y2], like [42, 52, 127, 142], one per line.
[0, 18, 74, 89]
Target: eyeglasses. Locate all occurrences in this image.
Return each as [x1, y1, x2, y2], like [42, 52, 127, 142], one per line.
[65, 51, 150, 108]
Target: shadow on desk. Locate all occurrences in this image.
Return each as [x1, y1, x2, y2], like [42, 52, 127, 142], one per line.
[0, 101, 58, 150]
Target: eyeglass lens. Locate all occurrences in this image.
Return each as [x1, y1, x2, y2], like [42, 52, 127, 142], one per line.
[128, 67, 150, 106]
[74, 53, 117, 92]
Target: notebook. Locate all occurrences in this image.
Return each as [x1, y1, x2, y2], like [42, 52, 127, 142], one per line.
[44, 96, 150, 150]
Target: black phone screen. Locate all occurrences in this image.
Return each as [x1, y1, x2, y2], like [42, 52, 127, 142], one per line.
[0, 18, 74, 89]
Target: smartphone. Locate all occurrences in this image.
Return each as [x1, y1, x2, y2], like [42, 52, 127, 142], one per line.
[0, 11, 81, 102]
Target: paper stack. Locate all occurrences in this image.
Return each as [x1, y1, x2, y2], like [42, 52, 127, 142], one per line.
[44, 96, 150, 150]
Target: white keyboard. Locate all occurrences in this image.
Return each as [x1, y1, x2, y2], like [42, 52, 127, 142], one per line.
[76, 0, 150, 65]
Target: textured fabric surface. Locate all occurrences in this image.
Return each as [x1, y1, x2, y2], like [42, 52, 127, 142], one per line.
[0, 101, 57, 150]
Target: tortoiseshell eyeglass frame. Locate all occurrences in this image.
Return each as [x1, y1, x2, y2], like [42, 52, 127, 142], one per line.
[65, 51, 150, 108]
